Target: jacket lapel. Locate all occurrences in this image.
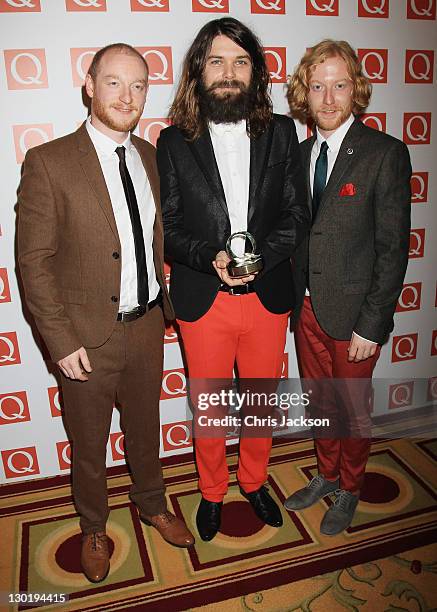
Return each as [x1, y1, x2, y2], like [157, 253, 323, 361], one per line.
[74, 122, 119, 240]
[317, 119, 364, 217]
[187, 130, 228, 216]
[248, 121, 274, 224]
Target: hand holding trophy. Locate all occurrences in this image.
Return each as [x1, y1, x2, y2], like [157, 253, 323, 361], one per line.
[225, 231, 264, 278]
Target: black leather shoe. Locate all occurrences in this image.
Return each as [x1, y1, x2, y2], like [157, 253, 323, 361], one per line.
[196, 498, 223, 541]
[240, 485, 283, 527]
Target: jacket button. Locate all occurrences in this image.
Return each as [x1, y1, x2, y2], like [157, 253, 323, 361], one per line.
[112, 251, 120, 259]
[111, 296, 118, 302]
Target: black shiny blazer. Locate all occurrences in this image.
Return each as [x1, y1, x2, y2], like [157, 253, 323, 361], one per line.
[157, 114, 310, 322]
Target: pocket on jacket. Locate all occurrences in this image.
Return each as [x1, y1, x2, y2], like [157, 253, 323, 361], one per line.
[59, 288, 86, 304]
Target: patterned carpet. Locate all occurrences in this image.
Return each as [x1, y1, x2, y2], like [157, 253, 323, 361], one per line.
[0, 438, 436, 611]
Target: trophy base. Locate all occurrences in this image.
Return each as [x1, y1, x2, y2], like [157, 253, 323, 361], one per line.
[228, 260, 263, 278]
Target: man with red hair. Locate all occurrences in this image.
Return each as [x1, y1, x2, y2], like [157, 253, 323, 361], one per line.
[285, 40, 411, 534]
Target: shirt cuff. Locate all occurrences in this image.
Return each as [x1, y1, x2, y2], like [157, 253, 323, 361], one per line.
[353, 331, 377, 344]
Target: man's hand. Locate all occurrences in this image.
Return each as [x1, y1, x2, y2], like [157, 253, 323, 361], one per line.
[57, 347, 92, 381]
[212, 250, 257, 287]
[347, 333, 378, 362]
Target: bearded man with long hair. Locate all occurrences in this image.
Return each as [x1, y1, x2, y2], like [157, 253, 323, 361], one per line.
[157, 18, 309, 541]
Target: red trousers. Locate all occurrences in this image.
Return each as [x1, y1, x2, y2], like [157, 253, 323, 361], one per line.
[295, 297, 380, 494]
[178, 292, 289, 502]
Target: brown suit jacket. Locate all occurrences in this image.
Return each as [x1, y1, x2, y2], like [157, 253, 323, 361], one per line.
[18, 122, 174, 363]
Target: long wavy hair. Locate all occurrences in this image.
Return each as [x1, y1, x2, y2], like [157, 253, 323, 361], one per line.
[288, 40, 372, 122]
[169, 18, 273, 140]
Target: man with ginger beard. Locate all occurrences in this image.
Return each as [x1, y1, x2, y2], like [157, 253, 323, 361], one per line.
[18, 43, 194, 583]
[157, 18, 309, 541]
[284, 40, 411, 534]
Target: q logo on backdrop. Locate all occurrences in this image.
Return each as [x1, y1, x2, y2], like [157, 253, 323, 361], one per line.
[56, 441, 72, 470]
[4, 49, 48, 89]
[396, 283, 422, 312]
[360, 113, 387, 132]
[162, 421, 193, 452]
[0, 268, 11, 304]
[109, 432, 125, 461]
[0, 332, 21, 367]
[70, 48, 99, 87]
[409, 229, 426, 258]
[358, 0, 389, 17]
[130, 0, 170, 10]
[65, 0, 107, 11]
[0, 391, 30, 425]
[2, 446, 40, 479]
[306, 0, 339, 15]
[192, 0, 229, 11]
[264, 48, 287, 83]
[403, 113, 431, 144]
[161, 368, 187, 400]
[388, 382, 414, 409]
[251, 0, 286, 13]
[358, 49, 388, 83]
[405, 50, 434, 83]
[13, 124, 54, 164]
[407, 0, 436, 20]
[0, 0, 41, 13]
[411, 172, 429, 203]
[391, 334, 418, 363]
[137, 47, 173, 84]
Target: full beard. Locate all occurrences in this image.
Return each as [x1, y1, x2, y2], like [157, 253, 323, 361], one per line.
[198, 79, 255, 124]
[93, 97, 143, 133]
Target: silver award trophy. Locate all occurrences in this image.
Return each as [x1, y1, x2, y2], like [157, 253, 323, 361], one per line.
[225, 231, 263, 278]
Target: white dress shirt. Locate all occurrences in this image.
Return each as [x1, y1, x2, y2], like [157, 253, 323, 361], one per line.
[308, 114, 374, 343]
[310, 113, 355, 195]
[86, 117, 159, 311]
[209, 120, 250, 257]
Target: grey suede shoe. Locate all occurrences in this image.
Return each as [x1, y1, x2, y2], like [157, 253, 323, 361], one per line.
[320, 489, 359, 535]
[284, 474, 339, 510]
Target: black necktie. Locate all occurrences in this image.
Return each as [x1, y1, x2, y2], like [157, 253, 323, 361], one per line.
[312, 140, 328, 223]
[115, 146, 149, 306]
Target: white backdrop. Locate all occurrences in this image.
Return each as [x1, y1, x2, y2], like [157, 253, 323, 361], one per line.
[0, 0, 436, 483]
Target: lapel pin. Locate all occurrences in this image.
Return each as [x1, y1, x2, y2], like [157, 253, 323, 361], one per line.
[346, 148, 354, 155]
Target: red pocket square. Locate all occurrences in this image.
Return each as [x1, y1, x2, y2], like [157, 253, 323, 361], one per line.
[339, 183, 356, 197]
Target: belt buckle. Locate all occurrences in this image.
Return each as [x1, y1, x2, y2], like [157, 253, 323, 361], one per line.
[119, 305, 145, 322]
[136, 304, 147, 318]
[229, 284, 249, 295]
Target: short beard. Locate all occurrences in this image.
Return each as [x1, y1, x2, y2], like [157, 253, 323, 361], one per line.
[92, 97, 142, 133]
[198, 79, 255, 124]
[311, 104, 352, 134]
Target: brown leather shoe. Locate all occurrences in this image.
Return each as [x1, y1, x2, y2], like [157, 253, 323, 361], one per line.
[141, 511, 195, 547]
[81, 531, 110, 583]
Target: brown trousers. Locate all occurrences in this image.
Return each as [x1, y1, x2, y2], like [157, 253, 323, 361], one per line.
[61, 305, 167, 534]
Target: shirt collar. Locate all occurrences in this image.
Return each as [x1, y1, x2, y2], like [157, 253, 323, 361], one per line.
[86, 116, 132, 156]
[315, 114, 354, 154]
[209, 120, 247, 137]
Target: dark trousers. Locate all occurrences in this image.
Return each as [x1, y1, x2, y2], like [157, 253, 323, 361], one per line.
[61, 305, 167, 534]
[295, 297, 380, 494]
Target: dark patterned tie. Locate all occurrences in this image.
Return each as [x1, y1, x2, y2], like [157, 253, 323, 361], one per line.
[312, 140, 328, 224]
[115, 146, 149, 306]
